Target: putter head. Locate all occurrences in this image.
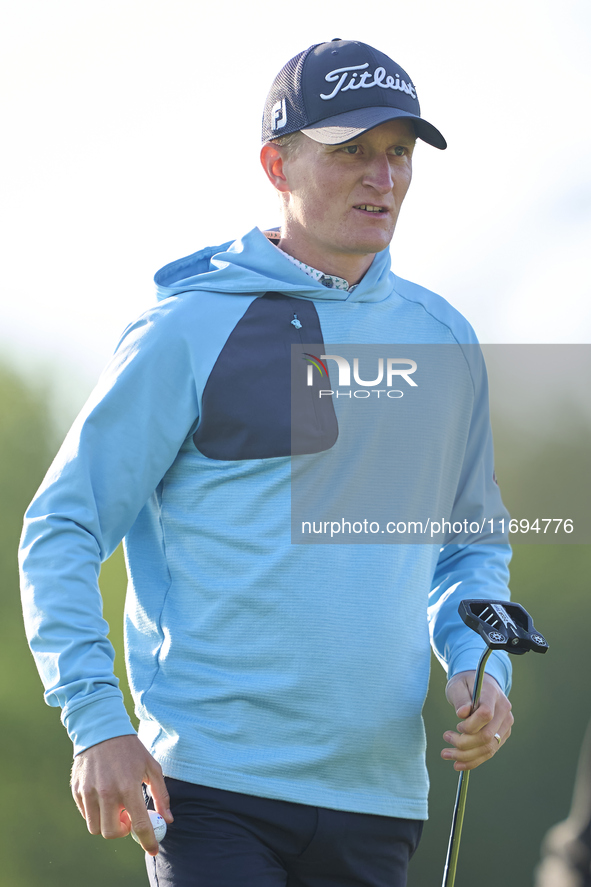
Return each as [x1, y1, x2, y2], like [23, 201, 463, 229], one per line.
[459, 600, 548, 655]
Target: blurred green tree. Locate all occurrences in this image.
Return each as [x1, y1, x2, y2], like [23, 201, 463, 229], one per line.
[2, 364, 143, 887]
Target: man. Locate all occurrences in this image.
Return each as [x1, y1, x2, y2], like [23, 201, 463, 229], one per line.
[20, 39, 513, 886]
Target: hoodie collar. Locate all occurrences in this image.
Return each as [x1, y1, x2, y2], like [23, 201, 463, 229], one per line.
[154, 227, 394, 304]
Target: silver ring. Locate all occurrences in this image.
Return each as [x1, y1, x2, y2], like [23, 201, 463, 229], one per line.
[494, 732, 502, 745]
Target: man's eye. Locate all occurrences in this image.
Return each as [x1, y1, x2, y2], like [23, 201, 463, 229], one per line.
[393, 146, 406, 156]
[342, 145, 359, 154]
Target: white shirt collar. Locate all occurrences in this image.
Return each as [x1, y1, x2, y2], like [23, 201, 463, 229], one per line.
[274, 245, 358, 294]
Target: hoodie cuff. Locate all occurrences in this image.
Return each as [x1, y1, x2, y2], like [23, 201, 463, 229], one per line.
[447, 645, 512, 696]
[64, 695, 137, 757]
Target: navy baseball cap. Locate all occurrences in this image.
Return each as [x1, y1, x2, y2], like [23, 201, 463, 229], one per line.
[262, 39, 446, 150]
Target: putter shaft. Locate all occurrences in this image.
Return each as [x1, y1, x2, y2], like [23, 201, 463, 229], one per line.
[441, 646, 492, 887]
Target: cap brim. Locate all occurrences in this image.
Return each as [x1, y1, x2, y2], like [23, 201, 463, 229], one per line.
[301, 107, 447, 150]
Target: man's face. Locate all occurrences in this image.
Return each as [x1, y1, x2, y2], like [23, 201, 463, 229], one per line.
[277, 119, 416, 275]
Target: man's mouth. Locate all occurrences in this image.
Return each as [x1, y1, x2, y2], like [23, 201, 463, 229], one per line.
[354, 204, 387, 213]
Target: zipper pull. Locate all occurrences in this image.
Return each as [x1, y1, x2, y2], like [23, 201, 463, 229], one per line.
[291, 314, 302, 330]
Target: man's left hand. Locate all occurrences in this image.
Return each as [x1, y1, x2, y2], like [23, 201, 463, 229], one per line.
[442, 671, 513, 771]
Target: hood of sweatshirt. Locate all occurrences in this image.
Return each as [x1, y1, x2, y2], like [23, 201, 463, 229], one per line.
[154, 227, 395, 305]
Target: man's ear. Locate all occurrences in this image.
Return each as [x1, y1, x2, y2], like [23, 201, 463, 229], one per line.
[260, 143, 291, 194]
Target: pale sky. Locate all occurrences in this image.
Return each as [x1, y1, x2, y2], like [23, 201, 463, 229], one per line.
[2, 0, 590, 408]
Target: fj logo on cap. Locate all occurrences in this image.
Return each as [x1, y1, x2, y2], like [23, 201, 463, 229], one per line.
[320, 63, 417, 101]
[271, 98, 287, 131]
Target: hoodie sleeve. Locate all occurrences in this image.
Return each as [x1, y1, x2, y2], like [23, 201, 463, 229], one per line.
[19, 297, 200, 755]
[428, 342, 513, 695]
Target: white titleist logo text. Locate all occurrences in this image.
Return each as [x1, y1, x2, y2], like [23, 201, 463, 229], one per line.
[320, 63, 417, 101]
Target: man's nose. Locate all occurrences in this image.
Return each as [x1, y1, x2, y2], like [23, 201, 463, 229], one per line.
[361, 154, 394, 192]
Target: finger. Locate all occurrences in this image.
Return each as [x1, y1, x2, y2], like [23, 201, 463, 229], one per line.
[445, 707, 513, 753]
[443, 727, 496, 755]
[96, 788, 134, 841]
[445, 676, 474, 715]
[146, 763, 174, 824]
[71, 763, 94, 826]
[453, 702, 473, 720]
[442, 715, 513, 769]
[441, 737, 496, 770]
[125, 794, 159, 856]
[457, 700, 496, 735]
[80, 792, 102, 835]
[70, 753, 105, 835]
[71, 786, 87, 822]
[492, 709, 514, 746]
[120, 807, 132, 833]
[492, 725, 510, 749]
[458, 688, 512, 736]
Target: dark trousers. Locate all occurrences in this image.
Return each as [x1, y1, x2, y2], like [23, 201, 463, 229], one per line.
[146, 778, 423, 886]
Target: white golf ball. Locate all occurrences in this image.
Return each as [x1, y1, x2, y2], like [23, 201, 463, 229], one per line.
[131, 809, 167, 844]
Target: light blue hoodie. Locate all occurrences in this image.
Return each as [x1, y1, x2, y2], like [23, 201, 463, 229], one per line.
[19, 227, 511, 819]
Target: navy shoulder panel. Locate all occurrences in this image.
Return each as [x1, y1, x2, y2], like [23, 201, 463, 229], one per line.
[193, 292, 338, 460]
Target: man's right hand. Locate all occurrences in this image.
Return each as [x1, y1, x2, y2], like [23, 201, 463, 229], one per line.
[70, 734, 173, 856]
